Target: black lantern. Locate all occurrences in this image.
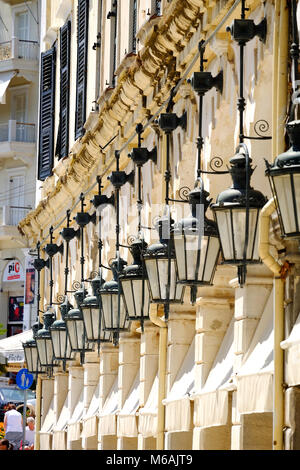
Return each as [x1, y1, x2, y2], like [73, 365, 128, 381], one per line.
[50, 210, 79, 363]
[36, 307, 59, 368]
[100, 258, 129, 331]
[50, 297, 75, 362]
[23, 323, 46, 375]
[211, 144, 267, 285]
[119, 238, 150, 323]
[65, 286, 94, 354]
[143, 215, 184, 304]
[174, 184, 220, 288]
[265, 127, 300, 239]
[81, 273, 111, 343]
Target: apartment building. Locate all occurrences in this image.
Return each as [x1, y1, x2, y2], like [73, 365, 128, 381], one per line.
[0, 0, 39, 347]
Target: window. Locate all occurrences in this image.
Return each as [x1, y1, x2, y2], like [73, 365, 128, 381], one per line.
[130, 0, 138, 53]
[38, 47, 56, 181]
[107, 0, 118, 87]
[152, 0, 162, 15]
[57, 21, 71, 159]
[75, 0, 89, 140]
[15, 11, 29, 40]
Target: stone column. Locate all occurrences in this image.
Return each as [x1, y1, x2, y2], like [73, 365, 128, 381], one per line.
[98, 343, 118, 450]
[138, 320, 159, 450]
[82, 351, 100, 450]
[53, 371, 69, 423]
[67, 365, 84, 450]
[117, 333, 140, 450]
[230, 265, 273, 450]
[193, 266, 235, 451]
[164, 296, 196, 450]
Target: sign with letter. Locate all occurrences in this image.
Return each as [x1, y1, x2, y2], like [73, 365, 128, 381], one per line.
[3, 259, 24, 282]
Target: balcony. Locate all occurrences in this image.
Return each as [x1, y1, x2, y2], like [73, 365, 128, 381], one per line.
[0, 120, 36, 163]
[0, 205, 30, 248]
[0, 38, 38, 61]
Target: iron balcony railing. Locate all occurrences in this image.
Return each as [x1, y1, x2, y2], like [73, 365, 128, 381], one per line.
[0, 38, 38, 61]
[0, 205, 31, 227]
[0, 121, 36, 143]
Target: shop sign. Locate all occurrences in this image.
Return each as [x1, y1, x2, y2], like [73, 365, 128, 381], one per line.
[3, 260, 24, 282]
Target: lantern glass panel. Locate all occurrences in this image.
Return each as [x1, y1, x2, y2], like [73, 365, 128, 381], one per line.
[145, 258, 183, 302]
[121, 278, 150, 319]
[101, 292, 128, 330]
[174, 234, 220, 284]
[36, 337, 54, 367]
[273, 173, 300, 235]
[215, 208, 260, 263]
[51, 328, 74, 360]
[24, 343, 39, 373]
[67, 318, 86, 351]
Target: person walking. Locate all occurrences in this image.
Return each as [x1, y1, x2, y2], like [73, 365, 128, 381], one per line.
[24, 417, 35, 449]
[4, 403, 23, 450]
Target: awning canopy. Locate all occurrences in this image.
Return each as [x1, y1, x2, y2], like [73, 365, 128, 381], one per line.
[163, 337, 195, 432]
[39, 397, 55, 450]
[81, 381, 100, 439]
[192, 317, 235, 428]
[117, 371, 140, 438]
[236, 289, 273, 414]
[67, 388, 85, 442]
[0, 329, 32, 364]
[0, 71, 16, 104]
[281, 312, 300, 386]
[98, 376, 119, 436]
[138, 374, 158, 438]
[52, 395, 70, 450]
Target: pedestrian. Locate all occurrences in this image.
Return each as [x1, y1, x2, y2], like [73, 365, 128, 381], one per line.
[24, 417, 35, 449]
[0, 439, 13, 450]
[3, 403, 23, 451]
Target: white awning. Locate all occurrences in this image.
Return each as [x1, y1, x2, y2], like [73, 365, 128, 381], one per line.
[52, 395, 70, 450]
[138, 374, 158, 438]
[0, 71, 16, 104]
[81, 381, 100, 439]
[98, 376, 119, 436]
[281, 312, 300, 386]
[163, 337, 195, 432]
[236, 289, 273, 414]
[39, 397, 55, 450]
[0, 329, 32, 364]
[67, 388, 85, 442]
[192, 317, 235, 428]
[117, 372, 140, 438]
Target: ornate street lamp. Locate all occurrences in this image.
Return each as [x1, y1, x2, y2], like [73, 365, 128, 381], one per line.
[81, 179, 112, 345]
[210, 1, 268, 286]
[50, 210, 78, 365]
[99, 151, 135, 340]
[143, 107, 186, 317]
[119, 125, 156, 329]
[265, 1, 300, 239]
[64, 194, 95, 360]
[36, 227, 63, 368]
[173, 43, 222, 302]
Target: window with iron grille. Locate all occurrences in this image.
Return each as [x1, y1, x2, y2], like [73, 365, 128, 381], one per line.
[38, 47, 56, 181]
[57, 20, 71, 159]
[75, 0, 89, 140]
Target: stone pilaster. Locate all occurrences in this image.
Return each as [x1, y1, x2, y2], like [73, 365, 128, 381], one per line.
[53, 371, 68, 422]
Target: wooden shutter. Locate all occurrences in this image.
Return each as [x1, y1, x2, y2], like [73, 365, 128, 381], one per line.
[75, 0, 89, 140]
[131, 0, 137, 53]
[58, 20, 71, 159]
[38, 47, 56, 181]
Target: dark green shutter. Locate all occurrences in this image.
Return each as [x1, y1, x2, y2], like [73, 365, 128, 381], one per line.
[75, 0, 89, 140]
[38, 47, 56, 181]
[58, 20, 71, 159]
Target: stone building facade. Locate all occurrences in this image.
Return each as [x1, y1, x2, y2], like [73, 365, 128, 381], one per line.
[17, 0, 300, 450]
